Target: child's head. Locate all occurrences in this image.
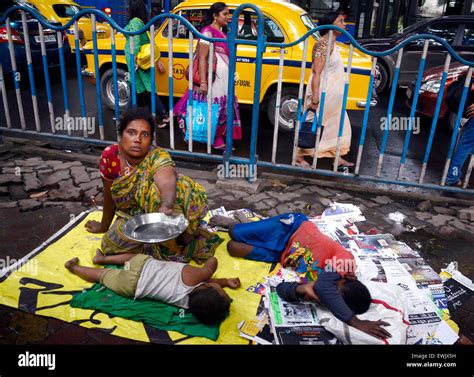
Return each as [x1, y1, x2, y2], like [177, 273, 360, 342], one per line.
[188, 283, 232, 325]
[338, 279, 372, 315]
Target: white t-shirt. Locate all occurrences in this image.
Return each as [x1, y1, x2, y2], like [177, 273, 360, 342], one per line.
[134, 259, 202, 308]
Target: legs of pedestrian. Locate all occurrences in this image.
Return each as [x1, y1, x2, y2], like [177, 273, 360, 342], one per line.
[446, 118, 474, 186]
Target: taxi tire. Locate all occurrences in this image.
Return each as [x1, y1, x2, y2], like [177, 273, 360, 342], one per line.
[100, 67, 130, 111]
[267, 86, 299, 132]
[375, 62, 389, 95]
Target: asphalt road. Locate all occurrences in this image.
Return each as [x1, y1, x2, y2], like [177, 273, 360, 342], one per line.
[0, 61, 470, 188]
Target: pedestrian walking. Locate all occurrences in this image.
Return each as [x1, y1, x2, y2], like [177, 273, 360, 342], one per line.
[173, 2, 242, 150]
[446, 73, 474, 187]
[124, 0, 169, 128]
[296, 11, 353, 169]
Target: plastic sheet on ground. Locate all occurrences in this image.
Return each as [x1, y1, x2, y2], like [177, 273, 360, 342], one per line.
[0, 210, 271, 344]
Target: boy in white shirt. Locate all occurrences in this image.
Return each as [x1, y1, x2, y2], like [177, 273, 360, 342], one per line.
[65, 251, 240, 325]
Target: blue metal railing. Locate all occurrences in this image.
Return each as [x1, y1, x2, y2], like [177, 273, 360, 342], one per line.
[1, 4, 474, 195]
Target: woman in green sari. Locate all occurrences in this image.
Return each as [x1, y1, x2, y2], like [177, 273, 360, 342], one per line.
[85, 108, 222, 263]
[125, 0, 169, 127]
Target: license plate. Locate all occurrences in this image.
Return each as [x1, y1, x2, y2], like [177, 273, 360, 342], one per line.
[35, 35, 56, 43]
[406, 88, 412, 99]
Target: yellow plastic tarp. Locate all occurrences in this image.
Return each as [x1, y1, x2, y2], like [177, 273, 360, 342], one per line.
[0, 211, 271, 344]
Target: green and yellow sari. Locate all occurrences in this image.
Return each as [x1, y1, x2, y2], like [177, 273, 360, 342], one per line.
[101, 147, 222, 263]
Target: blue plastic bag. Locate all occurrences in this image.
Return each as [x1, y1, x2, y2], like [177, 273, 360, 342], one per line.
[185, 99, 219, 144]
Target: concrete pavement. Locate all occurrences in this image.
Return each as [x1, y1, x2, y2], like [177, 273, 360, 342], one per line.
[0, 140, 473, 344]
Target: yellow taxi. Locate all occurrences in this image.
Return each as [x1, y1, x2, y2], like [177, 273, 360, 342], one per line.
[26, 0, 110, 51]
[82, 0, 375, 130]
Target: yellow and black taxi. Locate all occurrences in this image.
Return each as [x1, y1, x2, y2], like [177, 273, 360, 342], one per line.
[82, 0, 375, 130]
[26, 0, 110, 51]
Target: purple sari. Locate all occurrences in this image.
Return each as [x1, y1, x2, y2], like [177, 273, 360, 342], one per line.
[174, 25, 242, 148]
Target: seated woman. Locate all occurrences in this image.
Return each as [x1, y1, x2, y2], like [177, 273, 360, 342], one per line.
[85, 108, 222, 263]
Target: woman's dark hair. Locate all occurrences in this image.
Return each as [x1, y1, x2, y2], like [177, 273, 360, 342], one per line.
[318, 10, 344, 36]
[128, 0, 148, 23]
[118, 107, 155, 138]
[200, 2, 228, 33]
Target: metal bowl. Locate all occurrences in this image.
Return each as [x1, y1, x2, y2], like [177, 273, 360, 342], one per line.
[122, 213, 189, 243]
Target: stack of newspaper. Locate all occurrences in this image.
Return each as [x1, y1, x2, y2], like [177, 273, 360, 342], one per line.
[210, 203, 461, 344]
[313, 215, 459, 344]
[263, 283, 340, 345]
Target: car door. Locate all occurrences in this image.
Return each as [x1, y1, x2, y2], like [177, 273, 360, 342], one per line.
[230, 9, 287, 105]
[156, 8, 200, 98]
[456, 21, 474, 64]
[398, 21, 462, 86]
[156, 7, 287, 105]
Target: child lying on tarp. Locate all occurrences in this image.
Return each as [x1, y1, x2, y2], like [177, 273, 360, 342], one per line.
[65, 251, 240, 325]
[210, 212, 392, 340]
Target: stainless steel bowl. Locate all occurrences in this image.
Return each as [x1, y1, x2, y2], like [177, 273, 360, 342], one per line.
[122, 213, 189, 243]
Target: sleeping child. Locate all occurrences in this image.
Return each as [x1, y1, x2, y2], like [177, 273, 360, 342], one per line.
[210, 212, 392, 339]
[65, 251, 240, 325]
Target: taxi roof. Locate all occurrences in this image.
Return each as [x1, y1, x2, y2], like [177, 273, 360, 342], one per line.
[28, 0, 79, 6]
[175, 0, 307, 16]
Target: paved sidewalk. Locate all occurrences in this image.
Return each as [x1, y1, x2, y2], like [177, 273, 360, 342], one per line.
[1, 146, 473, 344]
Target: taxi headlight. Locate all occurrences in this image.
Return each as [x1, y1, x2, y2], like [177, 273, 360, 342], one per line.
[420, 79, 441, 93]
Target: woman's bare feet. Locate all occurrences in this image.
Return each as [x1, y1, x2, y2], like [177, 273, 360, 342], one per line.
[65, 257, 79, 271]
[295, 157, 310, 167]
[92, 249, 105, 265]
[335, 157, 354, 167]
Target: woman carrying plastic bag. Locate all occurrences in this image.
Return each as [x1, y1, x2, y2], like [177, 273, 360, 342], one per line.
[174, 2, 242, 150]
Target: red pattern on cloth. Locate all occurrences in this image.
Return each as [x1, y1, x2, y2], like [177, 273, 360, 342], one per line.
[280, 221, 355, 278]
[99, 144, 122, 181]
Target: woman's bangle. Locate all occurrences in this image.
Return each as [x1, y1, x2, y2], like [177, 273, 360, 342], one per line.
[201, 81, 207, 84]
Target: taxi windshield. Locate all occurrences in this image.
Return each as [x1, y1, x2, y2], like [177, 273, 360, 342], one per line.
[300, 14, 320, 40]
[52, 4, 90, 19]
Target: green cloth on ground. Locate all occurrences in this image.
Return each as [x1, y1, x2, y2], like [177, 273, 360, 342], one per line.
[70, 283, 220, 341]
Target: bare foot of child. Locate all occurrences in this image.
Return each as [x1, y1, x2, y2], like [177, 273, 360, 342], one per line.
[65, 257, 79, 271]
[92, 249, 105, 265]
[209, 215, 239, 228]
[233, 211, 252, 224]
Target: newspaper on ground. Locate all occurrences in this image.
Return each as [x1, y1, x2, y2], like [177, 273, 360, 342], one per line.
[227, 204, 461, 345]
[321, 202, 366, 223]
[440, 262, 474, 312]
[263, 283, 342, 345]
[237, 312, 273, 345]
